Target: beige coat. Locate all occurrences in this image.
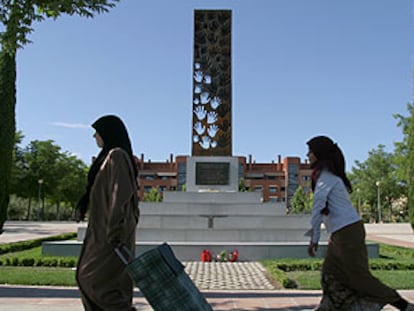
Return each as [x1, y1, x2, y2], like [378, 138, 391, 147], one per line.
[76, 148, 139, 311]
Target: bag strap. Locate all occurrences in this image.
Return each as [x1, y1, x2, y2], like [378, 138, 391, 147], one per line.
[114, 245, 134, 265]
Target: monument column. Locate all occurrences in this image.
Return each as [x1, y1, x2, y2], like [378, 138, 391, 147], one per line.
[192, 10, 232, 157]
[187, 10, 237, 192]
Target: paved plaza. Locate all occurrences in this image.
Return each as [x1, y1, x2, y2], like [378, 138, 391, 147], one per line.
[0, 221, 413, 310]
[185, 261, 276, 290]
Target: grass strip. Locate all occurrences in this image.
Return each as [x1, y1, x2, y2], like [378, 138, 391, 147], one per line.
[288, 270, 414, 290]
[262, 243, 414, 289]
[1, 238, 414, 288]
[0, 266, 77, 286]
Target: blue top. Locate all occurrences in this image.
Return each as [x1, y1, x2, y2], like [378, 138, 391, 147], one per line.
[309, 169, 360, 244]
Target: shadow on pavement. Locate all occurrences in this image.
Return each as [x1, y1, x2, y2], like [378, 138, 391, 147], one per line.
[204, 291, 321, 299]
[0, 286, 146, 299]
[0, 286, 80, 298]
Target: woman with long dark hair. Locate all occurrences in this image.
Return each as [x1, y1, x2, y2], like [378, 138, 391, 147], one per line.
[306, 135, 413, 311]
[76, 115, 139, 311]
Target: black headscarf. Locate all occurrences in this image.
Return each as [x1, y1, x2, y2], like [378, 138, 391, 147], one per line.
[76, 115, 137, 221]
[307, 135, 352, 193]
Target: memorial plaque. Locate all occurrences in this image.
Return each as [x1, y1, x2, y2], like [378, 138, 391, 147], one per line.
[196, 162, 230, 185]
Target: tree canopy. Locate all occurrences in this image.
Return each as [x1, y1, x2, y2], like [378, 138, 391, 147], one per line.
[10, 136, 88, 220]
[290, 186, 313, 214]
[0, 0, 119, 53]
[394, 103, 414, 229]
[349, 145, 405, 222]
[0, 0, 119, 232]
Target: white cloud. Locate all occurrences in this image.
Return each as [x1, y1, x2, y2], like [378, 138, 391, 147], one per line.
[52, 122, 89, 129]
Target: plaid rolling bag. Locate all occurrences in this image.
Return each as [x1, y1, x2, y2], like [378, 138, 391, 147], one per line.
[115, 243, 213, 311]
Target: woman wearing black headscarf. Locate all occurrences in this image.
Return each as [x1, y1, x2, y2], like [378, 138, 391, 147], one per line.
[76, 115, 139, 311]
[306, 136, 413, 311]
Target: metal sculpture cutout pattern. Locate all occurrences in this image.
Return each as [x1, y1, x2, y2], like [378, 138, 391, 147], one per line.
[192, 10, 232, 156]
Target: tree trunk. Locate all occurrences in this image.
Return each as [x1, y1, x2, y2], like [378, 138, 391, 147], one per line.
[41, 196, 45, 220]
[56, 199, 60, 221]
[26, 196, 32, 220]
[0, 50, 17, 233]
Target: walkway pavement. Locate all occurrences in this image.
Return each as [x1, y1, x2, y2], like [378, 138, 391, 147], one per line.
[1, 221, 413, 310]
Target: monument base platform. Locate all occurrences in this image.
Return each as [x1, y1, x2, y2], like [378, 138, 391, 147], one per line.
[41, 191, 379, 260]
[42, 240, 379, 261]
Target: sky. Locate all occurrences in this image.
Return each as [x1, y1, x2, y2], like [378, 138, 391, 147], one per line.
[15, 0, 413, 169]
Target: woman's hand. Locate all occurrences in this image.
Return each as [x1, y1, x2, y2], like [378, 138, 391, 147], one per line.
[307, 241, 318, 257]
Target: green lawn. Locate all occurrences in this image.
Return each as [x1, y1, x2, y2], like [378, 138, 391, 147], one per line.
[1, 242, 414, 289]
[288, 270, 414, 290]
[0, 266, 76, 286]
[262, 243, 414, 289]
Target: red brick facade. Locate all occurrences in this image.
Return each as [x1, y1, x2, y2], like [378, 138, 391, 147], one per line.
[136, 154, 312, 205]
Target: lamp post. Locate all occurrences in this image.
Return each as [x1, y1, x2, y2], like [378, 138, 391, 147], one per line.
[356, 188, 361, 216]
[376, 181, 381, 223]
[38, 179, 43, 220]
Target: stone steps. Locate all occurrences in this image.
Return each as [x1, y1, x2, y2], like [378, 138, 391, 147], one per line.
[77, 214, 310, 232]
[133, 228, 329, 242]
[135, 214, 310, 229]
[77, 227, 328, 242]
[162, 191, 263, 204]
[41, 191, 379, 260]
[139, 202, 286, 216]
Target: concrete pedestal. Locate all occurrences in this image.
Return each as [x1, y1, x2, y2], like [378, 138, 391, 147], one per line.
[42, 191, 379, 260]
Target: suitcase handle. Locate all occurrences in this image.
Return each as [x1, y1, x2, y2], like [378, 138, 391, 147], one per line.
[114, 245, 134, 265]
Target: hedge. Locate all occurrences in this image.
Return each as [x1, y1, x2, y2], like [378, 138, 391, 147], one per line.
[0, 257, 77, 267]
[0, 232, 76, 255]
[263, 259, 414, 272]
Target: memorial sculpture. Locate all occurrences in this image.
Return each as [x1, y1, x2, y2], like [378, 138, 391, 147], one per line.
[192, 10, 232, 157]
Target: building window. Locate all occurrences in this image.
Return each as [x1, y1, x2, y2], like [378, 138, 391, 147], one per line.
[145, 175, 154, 180]
[144, 186, 152, 193]
[177, 163, 186, 189]
[239, 163, 244, 180]
[159, 186, 167, 192]
[280, 186, 286, 192]
[254, 186, 263, 192]
[269, 186, 278, 193]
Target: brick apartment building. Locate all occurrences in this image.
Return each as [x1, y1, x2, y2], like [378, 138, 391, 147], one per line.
[135, 154, 312, 207]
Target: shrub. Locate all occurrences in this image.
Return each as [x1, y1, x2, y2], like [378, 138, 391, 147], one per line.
[0, 232, 76, 255]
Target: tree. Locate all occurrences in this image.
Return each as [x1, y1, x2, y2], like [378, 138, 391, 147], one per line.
[52, 153, 87, 219]
[0, 0, 119, 232]
[10, 131, 25, 194]
[393, 104, 413, 190]
[394, 103, 414, 229]
[409, 109, 414, 229]
[289, 186, 313, 214]
[143, 188, 162, 202]
[0, 46, 17, 232]
[17, 140, 63, 219]
[10, 137, 88, 220]
[238, 178, 249, 192]
[10, 131, 35, 219]
[350, 145, 405, 223]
